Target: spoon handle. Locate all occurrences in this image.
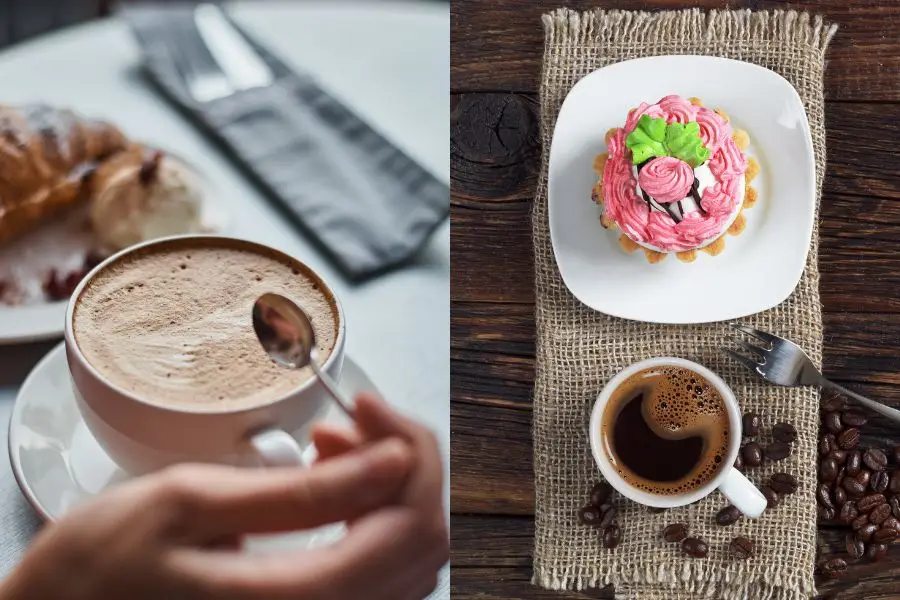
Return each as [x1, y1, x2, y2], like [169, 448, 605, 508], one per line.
[311, 361, 355, 420]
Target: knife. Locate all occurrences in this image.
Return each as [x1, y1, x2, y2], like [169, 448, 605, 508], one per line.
[193, 3, 274, 91]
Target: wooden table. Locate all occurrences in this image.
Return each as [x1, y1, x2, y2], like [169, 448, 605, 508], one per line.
[450, 1, 900, 598]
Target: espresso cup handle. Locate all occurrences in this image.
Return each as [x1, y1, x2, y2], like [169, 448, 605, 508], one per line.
[248, 429, 308, 467]
[718, 468, 767, 518]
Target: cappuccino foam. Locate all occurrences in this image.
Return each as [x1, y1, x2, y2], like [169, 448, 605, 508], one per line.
[73, 241, 338, 411]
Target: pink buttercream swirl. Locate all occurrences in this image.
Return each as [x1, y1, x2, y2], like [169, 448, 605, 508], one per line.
[638, 157, 694, 204]
[602, 95, 748, 253]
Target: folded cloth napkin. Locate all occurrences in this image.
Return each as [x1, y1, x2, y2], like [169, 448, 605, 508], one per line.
[531, 9, 835, 600]
[120, 3, 448, 280]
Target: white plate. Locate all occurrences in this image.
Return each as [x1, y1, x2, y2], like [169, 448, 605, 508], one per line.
[7, 343, 371, 553]
[0, 148, 230, 345]
[548, 56, 815, 324]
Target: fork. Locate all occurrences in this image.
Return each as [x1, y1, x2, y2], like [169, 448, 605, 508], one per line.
[724, 323, 900, 425]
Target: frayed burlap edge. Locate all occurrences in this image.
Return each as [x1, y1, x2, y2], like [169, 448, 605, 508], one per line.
[531, 9, 836, 600]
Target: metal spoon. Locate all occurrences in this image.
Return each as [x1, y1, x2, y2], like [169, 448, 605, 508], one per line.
[252, 292, 354, 419]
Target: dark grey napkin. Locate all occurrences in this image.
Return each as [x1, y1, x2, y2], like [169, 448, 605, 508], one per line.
[120, 3, 449, 280]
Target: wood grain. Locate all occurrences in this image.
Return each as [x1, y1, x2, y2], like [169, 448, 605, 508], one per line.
[451, 0, 900, 102]
[450, 1, 900, 596]
[451, 516, 900, 600]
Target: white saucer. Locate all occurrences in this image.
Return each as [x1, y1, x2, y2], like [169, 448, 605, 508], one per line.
[548, 56, 815, 324]
[8, 343, 378, 552]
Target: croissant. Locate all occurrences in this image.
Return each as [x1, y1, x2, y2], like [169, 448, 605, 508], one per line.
[0, 104, 132, 244]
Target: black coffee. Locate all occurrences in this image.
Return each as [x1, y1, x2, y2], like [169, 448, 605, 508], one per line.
[601, 366, 730, 496]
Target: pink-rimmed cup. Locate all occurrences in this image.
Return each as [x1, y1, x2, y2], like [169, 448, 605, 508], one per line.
[63, 235, 346, 476]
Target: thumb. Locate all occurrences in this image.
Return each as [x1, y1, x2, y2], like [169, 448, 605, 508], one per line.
[166, 438, 412, 542]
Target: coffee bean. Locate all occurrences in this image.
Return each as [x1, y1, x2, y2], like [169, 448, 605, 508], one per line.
[867, 542, 889, 562]
[716, 505, 742, 526]
[681, 537, 709, 558]
[871, 471, 890, 494]
[766, 442, 792, 462]
[834, 486, 848, 507]
[602, 524, 621, 549]
[742, 412, 761, 437]
[599, 506, 617, 529]
[852, 513, 870, 530]
[817, 484, 835, 510]
[846, 451, 862, 476]
[819, 435, 834, 457]
[882, 516, 900, 531]
[873, 527, 898, 544]
[730, 536, 754, 560]
[836, 466, 847, 488]
[864, 449, 888, 472]
[818, 505, 835, 521]
[840, 501, 859, 524]
[838, 428, 861, 450]
[822, 392, 846, 412]
[579, 505, 603, 526]
[759, 486, 778, 510]
[819, 458, 838, 483]
[829, 449, 848, 464]
[662, 523, 689, 543]
[858, 493, 886, 513]
[742, 442, 764, 467]
[824, 411, 844, 434]
[859, 523, 879, 542]
[889, 472, 900, 495]
[590, 482, 613, 507]
[733, 453, 744, 471]
[769, 472, 798, 495]
[819, 557, 847, 580]
[871, 504, 892, 525]
[846, 533, 866, 559]
[892, 445, 900, 465]
[772, 422, 797, 443]
[858, 471, 873, 490]
[890, 496, 900, 520]
[842, 410, 868, 428]
[843, 477, 866, 499]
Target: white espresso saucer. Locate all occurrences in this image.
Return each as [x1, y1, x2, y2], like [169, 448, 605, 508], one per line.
[8, 343, 380, 552]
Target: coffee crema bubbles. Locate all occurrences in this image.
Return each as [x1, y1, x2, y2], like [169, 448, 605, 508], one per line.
[601, 366, 730, 496]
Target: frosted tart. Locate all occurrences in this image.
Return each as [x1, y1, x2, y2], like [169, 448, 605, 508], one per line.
[591, 95, 760, 263]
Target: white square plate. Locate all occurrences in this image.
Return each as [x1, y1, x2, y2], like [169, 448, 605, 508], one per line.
[548, 56, 815, 324]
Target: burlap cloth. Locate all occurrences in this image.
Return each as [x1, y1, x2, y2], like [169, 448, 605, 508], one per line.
[532, 9, 837, 600]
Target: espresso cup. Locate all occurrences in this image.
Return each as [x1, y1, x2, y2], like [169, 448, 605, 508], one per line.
[589, 357, 767, 517]
[63, 235, 346, 476]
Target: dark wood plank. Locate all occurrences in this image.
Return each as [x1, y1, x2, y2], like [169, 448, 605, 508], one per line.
[451, 95, 900, 311]
[451, 4, 900, 596]
[450, 0, 900, 102]
[450, 515, 900, 599]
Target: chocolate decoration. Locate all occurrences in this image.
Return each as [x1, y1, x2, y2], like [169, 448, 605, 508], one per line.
[690, 178, 706, 214]
[640, 190, 653, 214]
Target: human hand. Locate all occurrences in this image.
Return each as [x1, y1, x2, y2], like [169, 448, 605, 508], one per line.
[0, 394, 447, 600]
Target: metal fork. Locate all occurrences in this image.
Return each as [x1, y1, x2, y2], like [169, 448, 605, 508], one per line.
[724, 323, 900, 425]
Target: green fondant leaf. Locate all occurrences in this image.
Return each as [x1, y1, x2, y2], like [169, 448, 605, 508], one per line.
[664, 121, 710, 168]
[625, 115, 667, 164]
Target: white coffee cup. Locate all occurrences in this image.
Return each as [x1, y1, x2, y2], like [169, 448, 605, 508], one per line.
[63, 235, 346, 476]
[589, 357, 767, 517]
